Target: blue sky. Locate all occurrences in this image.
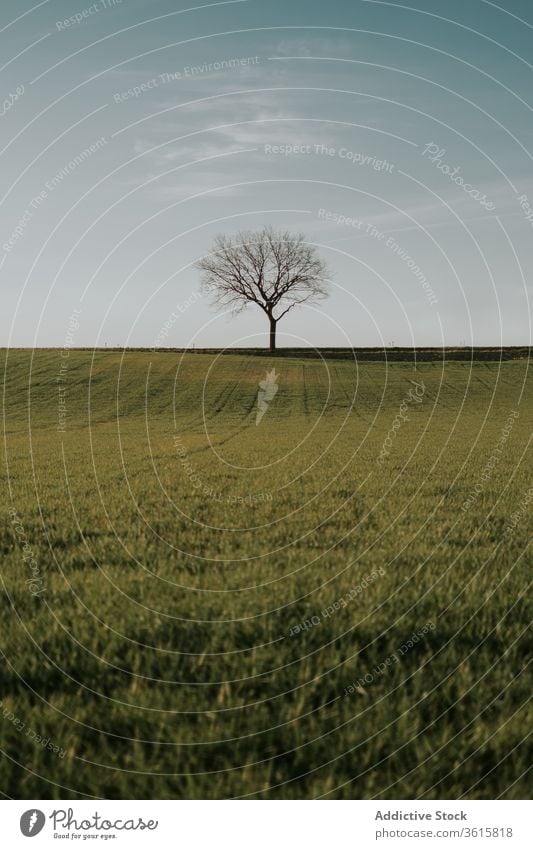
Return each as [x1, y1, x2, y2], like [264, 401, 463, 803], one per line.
[1, 0, 532, 347]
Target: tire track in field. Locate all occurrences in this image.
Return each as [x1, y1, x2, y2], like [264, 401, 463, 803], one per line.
[302, 364, 310, 417]
[175, 358, 265, 456]
[205, 356, 265, 425]
[205, 378, 242, 421]
[331, 362, 358, 412]
[172, 359, 255, 432]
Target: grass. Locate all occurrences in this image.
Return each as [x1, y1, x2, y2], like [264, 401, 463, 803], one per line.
[1, 348, 531, 799]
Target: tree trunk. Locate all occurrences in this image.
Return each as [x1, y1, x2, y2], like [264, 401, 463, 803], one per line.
[269, 316, 277, 353]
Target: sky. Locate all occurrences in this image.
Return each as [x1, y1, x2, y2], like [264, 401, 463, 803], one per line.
[1, 0, 532, 348]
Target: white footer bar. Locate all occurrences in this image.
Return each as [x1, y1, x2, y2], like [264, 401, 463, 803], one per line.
[2, 799, 531, 848]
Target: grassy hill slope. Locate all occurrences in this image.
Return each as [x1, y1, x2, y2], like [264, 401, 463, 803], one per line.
[1, 350, 531, 798]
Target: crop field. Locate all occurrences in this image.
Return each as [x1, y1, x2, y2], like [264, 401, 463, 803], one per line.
[1, 349, 531, 799]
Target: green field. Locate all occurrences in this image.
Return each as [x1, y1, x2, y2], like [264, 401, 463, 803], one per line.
[1, 349, 531, 799]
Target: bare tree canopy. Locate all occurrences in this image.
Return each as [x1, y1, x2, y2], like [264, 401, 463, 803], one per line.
[196, 226, 330, 351]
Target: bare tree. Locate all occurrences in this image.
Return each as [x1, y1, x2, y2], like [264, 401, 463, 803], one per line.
[196, 227, 330, 352]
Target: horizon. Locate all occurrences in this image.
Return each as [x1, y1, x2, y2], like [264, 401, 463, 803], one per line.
[2, 344, 531, 349]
